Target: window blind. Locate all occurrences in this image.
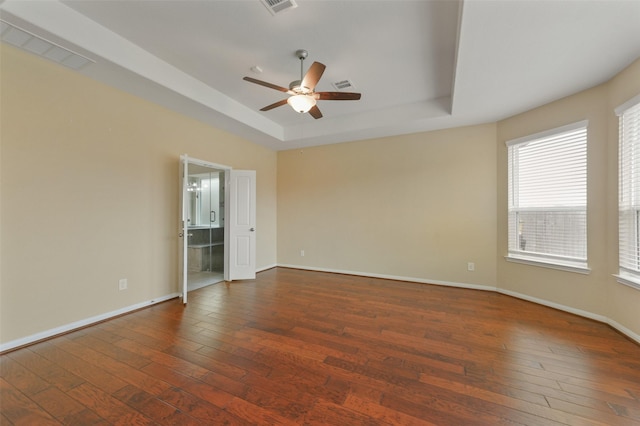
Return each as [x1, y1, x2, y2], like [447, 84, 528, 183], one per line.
[618, 96, 640, 280]
[507, 121, 588, 269]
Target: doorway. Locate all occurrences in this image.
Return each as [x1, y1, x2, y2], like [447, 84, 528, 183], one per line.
[182, 160, 228, 293]
[180, 155, 257, 304]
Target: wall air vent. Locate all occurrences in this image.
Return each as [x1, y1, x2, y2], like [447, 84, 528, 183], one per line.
[332, 79, 355, 91]
[260, 0, 298, 16]
[0, 20, 95, 70]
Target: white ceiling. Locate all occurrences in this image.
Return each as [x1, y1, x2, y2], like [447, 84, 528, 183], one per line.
[1, 0, 639, 150]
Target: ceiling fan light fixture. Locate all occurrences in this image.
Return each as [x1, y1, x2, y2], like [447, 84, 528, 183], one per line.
[287, 94, 316, 113]
[243, 49, 360, 119]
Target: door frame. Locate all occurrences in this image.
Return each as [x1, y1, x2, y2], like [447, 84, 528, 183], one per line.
[180, 155, 232, 303]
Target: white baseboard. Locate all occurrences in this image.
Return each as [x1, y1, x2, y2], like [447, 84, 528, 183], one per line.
[0, 292, 180, 353]
[278, 263, 640, 345]
[276, 264, 497, 292]
[497, 288, 640, 345]
[495, 288, 609, 323]
[606, 318, 640, 345]
[257, 263, 278, 273]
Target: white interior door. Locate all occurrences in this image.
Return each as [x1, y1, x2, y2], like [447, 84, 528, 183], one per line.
[228, 170, 256, 280]
[180, 155, 232, 303]
[179, 155, 189, 304]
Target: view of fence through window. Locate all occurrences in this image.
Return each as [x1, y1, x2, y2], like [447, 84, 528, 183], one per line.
[513, 210, 587, 260]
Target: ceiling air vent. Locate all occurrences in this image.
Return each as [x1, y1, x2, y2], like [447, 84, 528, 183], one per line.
[260, 0, 298, 16]
[0, 20, 94, 70]
[332, 79, 355, 91]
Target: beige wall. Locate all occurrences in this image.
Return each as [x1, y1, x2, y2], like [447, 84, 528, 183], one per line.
[0, 46, 277, 345]
[497, 58, 640, 336]
[277, 124, 498, 288]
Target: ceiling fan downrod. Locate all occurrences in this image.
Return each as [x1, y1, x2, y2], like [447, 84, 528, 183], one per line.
[290, 49, 309, 92]
[296, 49, 308, 80]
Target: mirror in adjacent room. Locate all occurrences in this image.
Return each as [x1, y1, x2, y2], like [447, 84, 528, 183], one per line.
[187, 172, 224, 228]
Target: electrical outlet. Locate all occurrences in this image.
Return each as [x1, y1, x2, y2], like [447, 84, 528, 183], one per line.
[300, 250, 305, 257]
[467, 262, 475, 272]
[119, 278, 128, 290]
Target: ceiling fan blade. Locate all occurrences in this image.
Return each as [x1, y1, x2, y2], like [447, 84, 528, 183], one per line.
[309, 105, 323, 119]
[316, 92, 362, 101]
[260, 99, 289, 111]
[243, 76, 290, 93]
[301, 62, 326, 91]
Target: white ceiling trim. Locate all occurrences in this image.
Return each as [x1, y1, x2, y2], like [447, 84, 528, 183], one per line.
[0, 0, 284, 141]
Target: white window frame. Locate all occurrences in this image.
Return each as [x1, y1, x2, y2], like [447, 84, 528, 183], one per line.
[615, 94, 640, 291]
[506, 120, 589, 273]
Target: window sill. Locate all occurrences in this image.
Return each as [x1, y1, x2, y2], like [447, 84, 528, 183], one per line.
[614, 274, 640, 291]
[505, 255, 590, 274]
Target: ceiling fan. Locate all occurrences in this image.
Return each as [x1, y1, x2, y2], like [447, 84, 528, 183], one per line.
[243, 49, 361, 119]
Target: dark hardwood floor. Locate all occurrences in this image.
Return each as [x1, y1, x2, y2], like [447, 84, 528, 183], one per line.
[2, 267, 640, 425]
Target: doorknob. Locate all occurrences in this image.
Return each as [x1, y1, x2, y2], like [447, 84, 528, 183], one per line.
[250, 228, 255, 232]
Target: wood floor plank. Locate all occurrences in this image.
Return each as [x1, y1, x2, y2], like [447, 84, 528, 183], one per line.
[342, 392, 438, 426]
[302, 399, 388, 426]
[195, 344, 273, 377]
[461, 357, 640, 422]
[6, 348, 85, 393]
[1, 412, 13, 425]
[0, 354, 51, 396]
[96, 321, 186, 353]
[240, 369, 318, 409]
[49, 336, 172, 396]
[59, 409, 110, 425]
[28, 342, 128, 395]
[66, 382, 155, 425]
[28, 386, 87, 421]
[558, 381, 640, 414]
[379, 391, 529, 426]
[545, 396, 639, 426]
[116, 338, 211, 380]
[112, 384, 197, 425]
[2, 267, 640, 425]
[163, 345, 248, 381]
[157, 386, 249, 425]
[223, 396, 300, 425]
[0, 377, 61, 425]
[68, 333, 151, 369]
[241, 385, 311, 421]
[418, 372, 593, 425]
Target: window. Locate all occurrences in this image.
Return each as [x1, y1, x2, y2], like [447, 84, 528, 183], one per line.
[506, 121, 588, 272]
[617, 94, 640, 289]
